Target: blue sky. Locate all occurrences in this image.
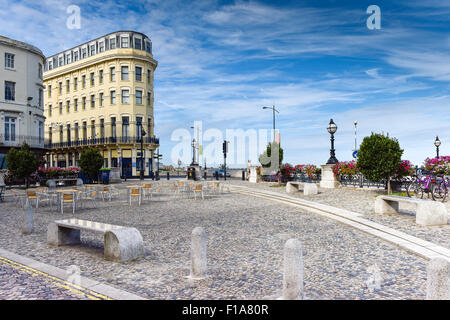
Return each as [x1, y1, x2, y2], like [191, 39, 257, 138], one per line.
[1, 0, 449, 167]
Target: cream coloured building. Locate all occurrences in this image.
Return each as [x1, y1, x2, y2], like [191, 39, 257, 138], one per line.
[0, 35, 46, 168]
[43, 31, 159, 178]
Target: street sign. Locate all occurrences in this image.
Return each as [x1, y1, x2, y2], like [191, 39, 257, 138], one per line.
[352, 150, 358, 159]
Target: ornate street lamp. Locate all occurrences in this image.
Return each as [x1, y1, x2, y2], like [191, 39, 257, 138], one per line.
[434, 136, 441, 158]
[326, 119, 338, 165]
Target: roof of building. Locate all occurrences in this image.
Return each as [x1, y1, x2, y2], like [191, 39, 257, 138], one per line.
[0, 35, 45, 59]
[46, 30, 152, 59]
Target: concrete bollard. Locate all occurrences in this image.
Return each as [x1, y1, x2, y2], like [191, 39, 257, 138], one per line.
[426, 258, 449, 300]
[190, 227, 207, 279]
[282, 238, 304, 300]
[22, 203, 34, 235]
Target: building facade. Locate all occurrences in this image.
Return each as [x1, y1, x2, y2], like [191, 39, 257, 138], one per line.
[0, 35, 46, 168]
[43, 31, 159, 178]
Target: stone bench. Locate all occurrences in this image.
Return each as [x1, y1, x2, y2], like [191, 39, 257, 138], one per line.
[47, 219, 144, 262]
[286, 182, 318, 195]
[375, 195, 448, 226]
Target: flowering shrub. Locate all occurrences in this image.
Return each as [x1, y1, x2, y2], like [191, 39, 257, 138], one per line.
[294, 164, 318, 177]
[424, 156, 450, 175]
[280, 163, 294, 178]
[332, 160, 359, 176]
[38, 166, 80, 178]
[395, 160, 415, 178]
[332, 160, 415, 178]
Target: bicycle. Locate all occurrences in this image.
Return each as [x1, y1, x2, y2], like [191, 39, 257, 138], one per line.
[432, 175, 449, 202]
[406, 173, 436, 199]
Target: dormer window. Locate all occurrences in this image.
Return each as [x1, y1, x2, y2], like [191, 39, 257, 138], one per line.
[90, 44, 95, 56]
[134, 38, 142, 50]
[145, 41, 151, 54]
[121, 36, 129, 48]
[110, 38, 116, 49]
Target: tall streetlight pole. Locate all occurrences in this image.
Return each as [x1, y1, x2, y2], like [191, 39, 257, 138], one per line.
[153, 149, 162, 180]
[191, 125, 200, 165]
[191, 138, 197, 166]
[354, 120, 358, 151]
[262, 105, 279, 142]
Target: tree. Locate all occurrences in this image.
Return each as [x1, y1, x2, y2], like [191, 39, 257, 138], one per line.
[258, 142, 283, 174]
[357, 133, 403, 194]
[6, 142, 40, 188]
[79, 148, 104, 183]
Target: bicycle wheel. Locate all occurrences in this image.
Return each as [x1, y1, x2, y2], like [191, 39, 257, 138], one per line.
[406, 180, 415, 197]
[432, 182, 448, 202]
[411, 183, 424, 199]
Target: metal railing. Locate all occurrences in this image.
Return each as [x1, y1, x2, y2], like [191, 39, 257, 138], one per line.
[44, 136, 159, 149]
[0, 134, 45, 148]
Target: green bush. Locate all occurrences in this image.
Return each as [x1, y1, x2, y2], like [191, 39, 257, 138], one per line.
[357, 133, 403, 194]
[6, 142, 39, 188]
[79, 148, 104, 182]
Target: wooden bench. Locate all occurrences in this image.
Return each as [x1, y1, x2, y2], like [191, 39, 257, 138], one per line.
[286, 181, 318, 195]
[375, 195, 448, 226]
[47, 219, 144, 262]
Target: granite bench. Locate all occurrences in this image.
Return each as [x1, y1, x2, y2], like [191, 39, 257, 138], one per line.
[375, 195, 448, 226]
[286, 182, 318, 195]
[47, 219, 144, 262]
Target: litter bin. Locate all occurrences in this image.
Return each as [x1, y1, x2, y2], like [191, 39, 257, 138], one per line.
[100, 169, 110, 184]
[187, 167, 196, 180]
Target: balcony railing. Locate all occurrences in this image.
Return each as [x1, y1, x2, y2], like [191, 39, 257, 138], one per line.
[0, 134, 46, 149]
[44, 136, 159, 149]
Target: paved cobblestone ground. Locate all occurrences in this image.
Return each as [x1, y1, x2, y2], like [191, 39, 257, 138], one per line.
[0, 181, 430, 300]
[0, 259, 90, 300]
[231, 181, 450, 249]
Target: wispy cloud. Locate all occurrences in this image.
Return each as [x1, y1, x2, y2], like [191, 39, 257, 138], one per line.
[0, 0, 448, 166]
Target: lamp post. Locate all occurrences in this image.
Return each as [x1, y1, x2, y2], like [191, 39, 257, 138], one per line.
[191, 138, 197, 166]
[354, 120, 358, 151]
[139, 128, 146, 180]
[434, 136, 441, 158]
[326, 119, 338, 165]
[222, 140, 228, 181]
[262, 105, 279, 142]
[191, 125, 200, 165]
[153, 149, 162, 180]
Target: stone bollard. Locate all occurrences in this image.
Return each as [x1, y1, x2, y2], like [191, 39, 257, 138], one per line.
[189, 227, 207, 279]
[426, 258, 449, 300]
[22, 203, 34, 235]
[282, 238, 304, 300]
